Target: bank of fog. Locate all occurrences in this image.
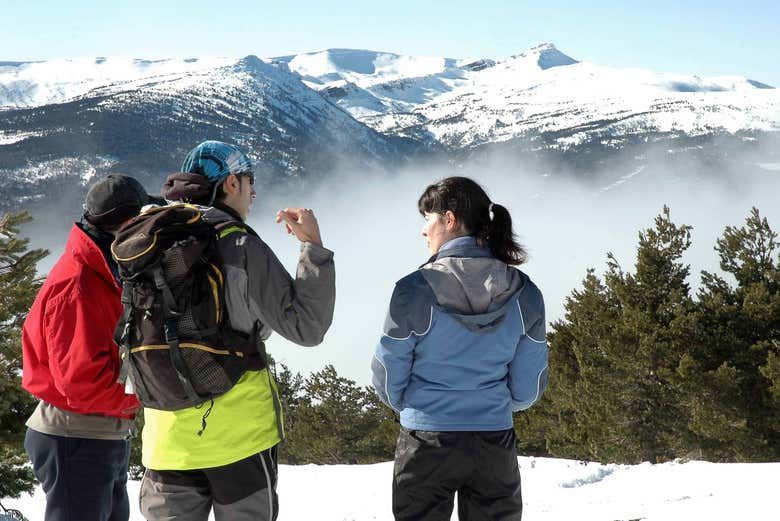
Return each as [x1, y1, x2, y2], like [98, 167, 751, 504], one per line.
[250, 160, 780, 385]
[22, 157, 780, 386]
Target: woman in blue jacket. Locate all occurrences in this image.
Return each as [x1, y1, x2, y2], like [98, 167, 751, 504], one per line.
[371, 176, 548, 521]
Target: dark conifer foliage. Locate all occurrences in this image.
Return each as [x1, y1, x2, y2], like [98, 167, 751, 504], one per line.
[278, 364, 397, 464]
[0, 213, 48, 497]
[516, 207, 780, 463]
[681, 208, 780, 460]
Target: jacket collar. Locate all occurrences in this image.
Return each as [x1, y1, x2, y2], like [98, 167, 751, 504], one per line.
[202, 205, 260, 238]
[69, 223, 121, 289]
[422, 237, 493, 267]
[213, 202, 244, 223]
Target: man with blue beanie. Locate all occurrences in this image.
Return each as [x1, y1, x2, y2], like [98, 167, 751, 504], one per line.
[139, 141, 336, 521]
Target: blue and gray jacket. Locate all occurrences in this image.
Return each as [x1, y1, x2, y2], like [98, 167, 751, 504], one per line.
[371, 236, 548, 431]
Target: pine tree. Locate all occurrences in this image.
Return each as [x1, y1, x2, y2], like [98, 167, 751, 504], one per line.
[516, 269, 621, 460]
[601, 206, 696, 463]
[281, 365, 396, 464]
[524, 206, 780, 463]
[354, 387, 397, 462]
[682, 208, 780, 460]
[274, 361, 306, 464]
[533, 207, 696, 463]
[0, 212, 48, 498]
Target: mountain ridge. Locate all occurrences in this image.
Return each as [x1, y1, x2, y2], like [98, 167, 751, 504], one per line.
[1, 43, 778, 216]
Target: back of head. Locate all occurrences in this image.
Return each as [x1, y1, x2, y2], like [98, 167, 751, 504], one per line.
[418, 176, 527, 265]
[83, 174, 153, 231]
[163, 140, 252, 205]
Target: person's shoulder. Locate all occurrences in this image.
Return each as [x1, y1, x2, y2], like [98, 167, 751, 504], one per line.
[391, 270, 435, 305]
[519, 271, 542, 297]
[395, 269, 429, 292]
[202, 207, 244, 232]
[384, 269, 436, 337]
[201, 207, 262, 250]
[40, 266, 95, 312]
[515, 269, 545, 313]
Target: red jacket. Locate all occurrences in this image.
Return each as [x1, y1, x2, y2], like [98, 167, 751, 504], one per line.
[22, 224, 139, 419]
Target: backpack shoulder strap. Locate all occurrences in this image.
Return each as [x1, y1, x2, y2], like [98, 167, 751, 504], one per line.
[214, 221, 246, 239]
[151, 265, 202, 404]
[213, 220, 261, 241]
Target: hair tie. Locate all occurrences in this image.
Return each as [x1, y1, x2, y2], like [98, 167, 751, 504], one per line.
[488, 203, 495, 220]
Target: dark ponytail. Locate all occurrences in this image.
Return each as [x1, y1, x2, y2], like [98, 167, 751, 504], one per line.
[417, 176, 527, 265]
[486, 203, 526, 265]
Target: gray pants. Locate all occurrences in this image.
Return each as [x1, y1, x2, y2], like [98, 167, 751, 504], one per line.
[140, 446, 278, 521]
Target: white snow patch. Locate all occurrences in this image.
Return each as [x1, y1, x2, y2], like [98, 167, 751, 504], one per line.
[0, 157, 118, 184]
[601, 165, 647, 192]
[3, 457, 778, 520]
[0, 131, 44, 145]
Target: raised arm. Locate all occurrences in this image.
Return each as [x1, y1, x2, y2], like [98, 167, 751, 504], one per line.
[218, 209, 336, 347]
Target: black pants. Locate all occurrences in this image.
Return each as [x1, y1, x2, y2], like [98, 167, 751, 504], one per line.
[140, 446, 279, 521]
[24, 429, 131, 521]
[393, 428, 523, 521]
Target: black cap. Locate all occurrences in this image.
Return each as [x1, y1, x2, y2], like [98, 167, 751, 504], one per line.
[83, 174, 158, 227]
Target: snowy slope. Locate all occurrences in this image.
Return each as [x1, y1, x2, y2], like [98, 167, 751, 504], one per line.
[0, 54, 418, 214]
[407, 52, 780, 149]
[1, 44, 778, 216]
[3, 44, 777, 154]
[0, 57, 234, 108]
[5, 457, 778, 520]
[268, 44, 779, 149]
[271, 49, 471, 118]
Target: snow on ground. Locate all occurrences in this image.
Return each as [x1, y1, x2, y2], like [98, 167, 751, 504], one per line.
[5, 457, 778, 520]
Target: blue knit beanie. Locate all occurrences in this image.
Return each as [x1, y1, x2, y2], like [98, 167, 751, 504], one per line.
[180, 140, 252, 183]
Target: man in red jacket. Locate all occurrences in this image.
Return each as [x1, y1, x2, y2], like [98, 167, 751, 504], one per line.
[22, 175, 156, 521]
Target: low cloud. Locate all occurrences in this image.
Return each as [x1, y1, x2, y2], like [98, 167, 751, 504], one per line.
[248, 150, 780, 384]
[21, 143, 780, 385]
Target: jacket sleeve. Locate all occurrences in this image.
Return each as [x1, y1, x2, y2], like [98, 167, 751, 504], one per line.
[371, 274, 433, 412]
[508, 291, 549, 412]
[44, 292, 139, 416]
[235, 236, 336, 347]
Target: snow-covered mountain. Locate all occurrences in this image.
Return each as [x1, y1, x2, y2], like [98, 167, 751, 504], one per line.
[270, 44, 579, 124]
[400, 50, 779, 150]
[1, 43, 779, 215]
[0, 57, 235, 109]
[271, 44, 779, 150]
[0, 55, 419, 213]
[270, 49, 472, 118]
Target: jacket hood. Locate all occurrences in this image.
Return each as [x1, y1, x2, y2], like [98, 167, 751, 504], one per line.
[420, 242, 526, 316]
[70, 223, 120, 289]
[161, 172, 212, 205]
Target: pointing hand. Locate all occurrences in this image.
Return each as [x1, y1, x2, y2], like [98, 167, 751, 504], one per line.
[275, 208, 323, 246]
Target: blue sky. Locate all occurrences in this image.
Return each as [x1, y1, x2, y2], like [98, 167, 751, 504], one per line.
[4, 0, 779, 85]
